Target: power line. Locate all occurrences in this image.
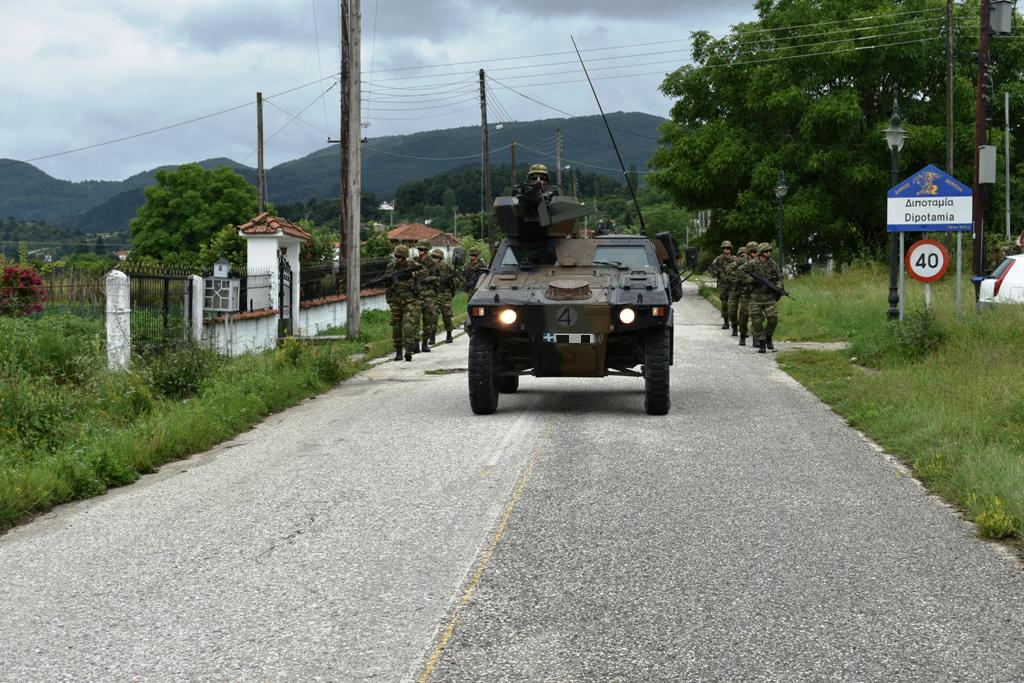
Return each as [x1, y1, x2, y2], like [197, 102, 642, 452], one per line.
[310, 0, 331, 137]
[362, 143, 512, 161]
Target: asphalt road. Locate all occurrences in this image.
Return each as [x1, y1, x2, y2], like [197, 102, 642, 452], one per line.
[1, 283, 1022, 681]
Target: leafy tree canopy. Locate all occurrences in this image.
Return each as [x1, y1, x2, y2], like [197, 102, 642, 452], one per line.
[130, 163, 259, 262]
[649, 0, 1024, 266]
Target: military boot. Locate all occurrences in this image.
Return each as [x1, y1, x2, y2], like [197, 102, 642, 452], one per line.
[429, 333, 436, 345]
[739, 334, 747, 347]
[766, 335, 775, 351]
[757, 339, 766, 354]
[721, 319, 730, 329]
[731, 324, 738, 336]
[421, 336, 431, 352]
[405, 344, 416, 361]
[445, 331, 454, 344]
[393, 345, 403, 361]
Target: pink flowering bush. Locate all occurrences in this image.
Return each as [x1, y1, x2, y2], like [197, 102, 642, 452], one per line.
[0, 265, 48, 317]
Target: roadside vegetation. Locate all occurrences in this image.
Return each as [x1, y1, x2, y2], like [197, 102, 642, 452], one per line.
[0, 295, 467, 532]
[701, 266, 1023, 546]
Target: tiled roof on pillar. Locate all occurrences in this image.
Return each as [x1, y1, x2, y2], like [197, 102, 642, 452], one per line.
[237, 212, 311, 241]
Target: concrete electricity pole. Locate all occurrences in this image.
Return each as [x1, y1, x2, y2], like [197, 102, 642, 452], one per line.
[556, 128, 562, 186]
[337, 0, 362, 337]
[510, 141, 516, 189]
[479, 69, 494, 253]
[257, 92, 266, 214]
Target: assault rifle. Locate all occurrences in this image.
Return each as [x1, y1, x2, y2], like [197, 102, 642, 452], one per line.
[750, 272, 795, 301]
[363, 266, 417, 289]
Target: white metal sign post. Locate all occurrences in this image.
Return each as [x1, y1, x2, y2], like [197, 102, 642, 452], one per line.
[905, 239, 950, 310]
[887, 164, 973, 319]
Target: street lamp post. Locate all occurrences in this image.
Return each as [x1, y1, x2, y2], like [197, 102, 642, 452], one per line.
[774, 171, 788, 273]
[884, 100, 907, 321]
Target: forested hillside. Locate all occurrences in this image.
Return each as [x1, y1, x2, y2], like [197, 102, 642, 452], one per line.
[0, 112, 663, 233]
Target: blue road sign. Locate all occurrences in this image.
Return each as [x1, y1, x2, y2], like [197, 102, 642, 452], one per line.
[886, 164, 973, 233]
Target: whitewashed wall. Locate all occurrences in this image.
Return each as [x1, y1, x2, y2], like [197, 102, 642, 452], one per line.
[202, 313, 280, 356]
[297, 293, 388, 337]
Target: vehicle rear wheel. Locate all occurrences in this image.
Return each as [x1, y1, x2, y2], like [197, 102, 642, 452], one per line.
[643, 330, 671, 415]
[498, 375, 519, 393]
[468, 332, 499, 414]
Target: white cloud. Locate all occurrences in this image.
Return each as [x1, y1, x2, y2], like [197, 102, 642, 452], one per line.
[0, 0, 756, 181]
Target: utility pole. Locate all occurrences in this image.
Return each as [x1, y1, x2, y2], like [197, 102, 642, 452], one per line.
[257, 92, 266, 213]
[345, 0, 361, 337]
[337, 0, 348, 265]
[556, 129, 563, 186]
[946, 0, 954, 175]
[479, 69, 494, 253]
[510, 141, 516, 189]
[972, 0, 992, 275]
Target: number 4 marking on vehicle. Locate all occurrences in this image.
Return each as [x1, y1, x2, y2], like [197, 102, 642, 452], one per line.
[556, 307, 577, 327]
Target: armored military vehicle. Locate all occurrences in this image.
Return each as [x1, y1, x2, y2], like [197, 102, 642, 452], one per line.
[465, 179, 683, 415]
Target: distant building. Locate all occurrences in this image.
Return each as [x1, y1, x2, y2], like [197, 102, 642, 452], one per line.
[387, 224, 462, 259]
[114, 249, 130, 261]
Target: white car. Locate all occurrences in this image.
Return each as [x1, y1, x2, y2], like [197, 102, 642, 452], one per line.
[978, 254, 1024, 305]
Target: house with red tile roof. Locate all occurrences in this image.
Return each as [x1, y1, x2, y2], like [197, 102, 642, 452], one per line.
[387, 224, 462, 259]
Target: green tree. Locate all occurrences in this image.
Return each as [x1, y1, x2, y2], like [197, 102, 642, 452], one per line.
[648, 0, 1024, 266]
[130, 163, 259, 263]
[361, 233, 393, 259]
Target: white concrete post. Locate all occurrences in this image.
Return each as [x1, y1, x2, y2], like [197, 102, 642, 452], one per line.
[189, 275, 204, 343]
[105, 270, 131, 371]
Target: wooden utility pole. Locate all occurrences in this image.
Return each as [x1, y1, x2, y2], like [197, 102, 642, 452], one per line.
[338, 0, 348, 264]
[257, 92, 266, 213]
[946, 0, 954, 174]
[479, 69, 494, 252]
[510, 141, 516, 188]
[344, 0, 362, 337]
[556, 128, 562, 186]
[972, 0, 992, 275]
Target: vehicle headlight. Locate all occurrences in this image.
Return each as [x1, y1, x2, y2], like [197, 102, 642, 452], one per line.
[498, 308, 518, 325]
[618, 307, 636, 324]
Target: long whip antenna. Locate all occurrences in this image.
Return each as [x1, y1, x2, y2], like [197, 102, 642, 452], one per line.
[571, 35, 646, 234]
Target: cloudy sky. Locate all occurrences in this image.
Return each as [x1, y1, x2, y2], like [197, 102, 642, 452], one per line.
[2, 0, 757, 182]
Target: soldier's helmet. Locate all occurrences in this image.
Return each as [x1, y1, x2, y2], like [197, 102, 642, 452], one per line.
[527, 163, 549, 181]
[721, 240, 733, 249]
[430, 248, 444, 258]
[468, 247, 481, 256]
[737, 247, 747, 256]
[746, 241, 759, 252]
[393, 245, 409, 258]
[416, 240, 431, 250]
[757, 242, 772, 255]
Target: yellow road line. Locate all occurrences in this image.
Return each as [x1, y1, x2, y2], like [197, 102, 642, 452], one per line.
[417, 425, 548, 681]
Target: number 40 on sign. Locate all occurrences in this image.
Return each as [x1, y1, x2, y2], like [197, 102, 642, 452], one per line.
[904, 239, 949, 310]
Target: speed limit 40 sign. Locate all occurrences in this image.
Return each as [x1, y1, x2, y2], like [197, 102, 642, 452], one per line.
[905, 239, 949, 283]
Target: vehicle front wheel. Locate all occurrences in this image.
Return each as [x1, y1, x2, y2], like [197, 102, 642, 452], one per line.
[468, 332, 499, 414]
[498, 375, 519, 393]
[643, 330, 671, 415]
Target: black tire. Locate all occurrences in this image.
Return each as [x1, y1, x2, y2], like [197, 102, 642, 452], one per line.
[643, 330, 671, 415]
[468, 332, 499, 414]
[498, 375, 520, 393]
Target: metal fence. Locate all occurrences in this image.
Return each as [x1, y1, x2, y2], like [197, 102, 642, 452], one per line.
[235, 267, 274, 313]
[33, 267, 107, 319]
[118, 265, 194, 355]
[298, 257, 392, 303]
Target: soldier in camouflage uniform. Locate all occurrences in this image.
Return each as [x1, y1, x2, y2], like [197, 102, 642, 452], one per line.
[462, 247, 488, 295]
[709, 240, 735, 329]
[430, 248, 456, 344]
[725, 246, 746, 336]
[385, 245, 421, 361]
[735, 241, 759, 346]
[415, 240, 439, 352]
[740, 242, 782, 354]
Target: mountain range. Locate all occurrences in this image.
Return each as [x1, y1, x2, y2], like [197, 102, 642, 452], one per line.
[0, 112, 664, 233]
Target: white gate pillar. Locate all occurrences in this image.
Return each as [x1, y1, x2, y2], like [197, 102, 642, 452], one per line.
[105, 270, 131, 370]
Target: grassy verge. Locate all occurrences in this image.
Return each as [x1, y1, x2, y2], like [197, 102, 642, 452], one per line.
[0, 295, 468, 532]
[760, 266, 1024, 546]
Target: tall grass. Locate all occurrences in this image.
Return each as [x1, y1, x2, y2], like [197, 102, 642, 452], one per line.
[0, 302, 448, 531]
[774, 265, 1024, 544]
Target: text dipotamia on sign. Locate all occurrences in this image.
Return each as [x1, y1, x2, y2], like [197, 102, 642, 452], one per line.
[886, 164, 973, 233]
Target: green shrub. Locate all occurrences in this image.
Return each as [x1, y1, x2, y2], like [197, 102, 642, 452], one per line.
[141, 345, 223, 399]
[893, 310, 945, 361]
